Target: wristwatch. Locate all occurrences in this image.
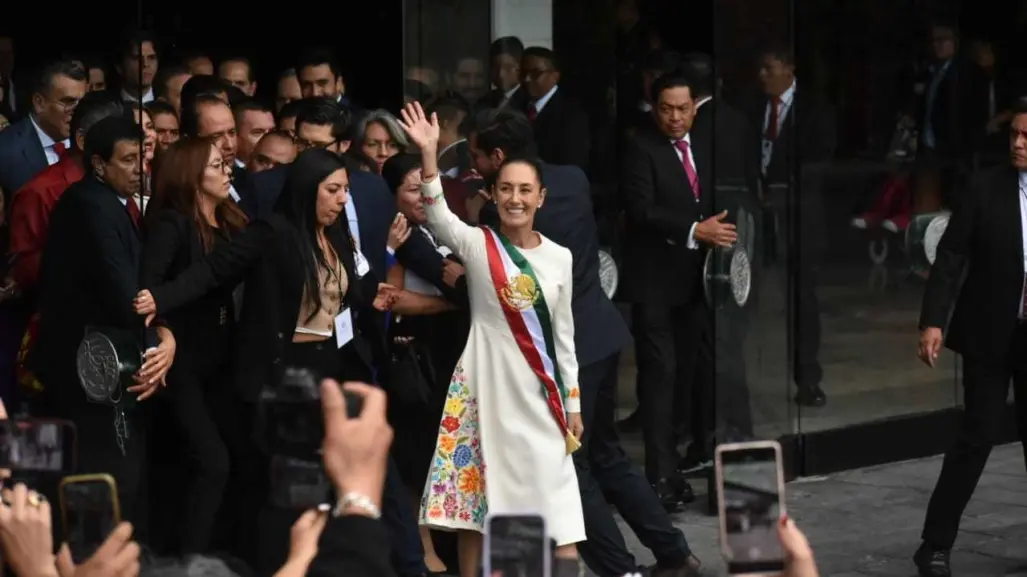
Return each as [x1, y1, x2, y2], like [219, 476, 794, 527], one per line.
[332, 491, 382, 520]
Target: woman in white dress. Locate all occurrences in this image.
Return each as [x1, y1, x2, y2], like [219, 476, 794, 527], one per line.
[397, 102, 585, 576]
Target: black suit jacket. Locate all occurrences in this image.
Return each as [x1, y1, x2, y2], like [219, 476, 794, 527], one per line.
[532, 89, 590, 173]
[0, 117, 48, 199]
[915, 58, 972, 160]
[31, 177, 151, 405]
[477, 85, 529, 111]
[242, 165, 394, 279]
[308, 515, 396, 577]
[621, 125, 713, 306]
[481, 164, 630, 366]
[149, 215, 386, 402]
[920, 166, 1025, 361]
[692, 98, 760, 199]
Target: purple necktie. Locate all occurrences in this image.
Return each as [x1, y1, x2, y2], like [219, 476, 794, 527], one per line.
[674, 140, 700, 200]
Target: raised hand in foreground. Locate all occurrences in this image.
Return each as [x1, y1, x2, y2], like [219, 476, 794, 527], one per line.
[0, 483, 56, 577]
[780, 516, 819, 577]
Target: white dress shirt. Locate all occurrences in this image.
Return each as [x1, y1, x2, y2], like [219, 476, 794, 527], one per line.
[1018, 172, 1027, 317]
[532, 84, 559, 114]
[121, 87, 155, 104]
[761, 80, 796, 175]
[30, 115, 70, 166]
[667, 132, 702, 251]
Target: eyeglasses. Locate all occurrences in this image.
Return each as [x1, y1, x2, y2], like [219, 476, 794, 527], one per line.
[295, 138, 337, 151]
[52, 97, 81, 111]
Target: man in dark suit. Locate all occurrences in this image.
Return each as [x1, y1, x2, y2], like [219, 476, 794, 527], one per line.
[916, 21, 973, 168]
[478, 36, 528, 111]
[746, 43, 835, 407]
[31, 115, 175, 538]
[520, 47, 590, 172]
[243, 97, 394, 280]
[622, 72, 738, 510]
[469, 107, 700, 577]
[676, 53, 759, 468]
[913, 99, 1027, 577]
[0, 59, 87, 199]
[180, 94, 251, 206]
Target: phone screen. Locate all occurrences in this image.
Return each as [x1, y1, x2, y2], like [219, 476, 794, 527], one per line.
[485, 514, 548, 577]
[268, 456, 333, 510]
[62, 478, 119, 563]
[720, 446, 785, 573]
[0, 419, 70, 472]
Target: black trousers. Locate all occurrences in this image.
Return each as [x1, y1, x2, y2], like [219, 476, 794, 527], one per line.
[575, 353, 692, 576]
[633, 299, 714, 481]
[793, 264, 823, 389]
[713, 306, 754, 439]
[921, 351, 1027, 550]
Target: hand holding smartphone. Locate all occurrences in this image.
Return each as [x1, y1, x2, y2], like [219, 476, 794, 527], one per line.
[484, 513, 550, 577]
[59, 474, 120, 563]
[715, 441, 787, 575]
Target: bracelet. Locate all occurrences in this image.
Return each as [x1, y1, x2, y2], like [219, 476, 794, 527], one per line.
[332, 491, 382, 520]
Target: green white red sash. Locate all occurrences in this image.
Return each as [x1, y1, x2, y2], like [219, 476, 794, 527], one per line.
[481, 226, 580, 454]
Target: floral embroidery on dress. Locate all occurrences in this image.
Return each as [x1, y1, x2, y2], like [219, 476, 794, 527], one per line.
[420, 362, 488, 529]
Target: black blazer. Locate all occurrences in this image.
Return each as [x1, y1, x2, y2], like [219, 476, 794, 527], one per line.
[481, 164, 631, 366]
[477, 85, 528, 112]
[621, 125, 713, 306]
[532, 89, 591, 173]
[920, 165, 1025, 361]
[149, 215, 387, 402]
[241, 165, 394, 280]
[915, 58, 972, 160]
[140, 209, 239, 367]
[308, 515, 396, 577]
[31, 177, 151, 403]
[692, 98, 760, 199]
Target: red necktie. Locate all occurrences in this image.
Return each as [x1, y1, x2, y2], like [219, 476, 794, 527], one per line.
[673, 140, 701, 200]
[126, 197, 142, 228]
[527, 105, 538, 122]
[766, 96, 782, 141]
[52, 142, 66, 159]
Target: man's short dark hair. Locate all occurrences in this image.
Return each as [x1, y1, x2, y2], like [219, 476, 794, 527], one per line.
[180, 75, 228, 111]
[489, 36, 525, 63]
[71, 92, 127, 151]
[181, 93, 229, 137]
[233, 98, 273, 124]
[219, 56, 254, 80]
[223, 85, 247, 108]
[153, 64, 190, 100]
[760, 42, 795, 67]
[145, 99, 177, 120]
[650, 73, 697, 104]
[522, 46, 559, 71]
[425, 93, 470, 129]
[83, 115, 142, 166]
[117, 28, 158, 61]
[296, 48, 342, 79]
[278, 99, 304, 121]
[1011, 96, 1027, 118]
[294, 97, 353, 142]
[31, 60, 87, 97]
[471, 108, 536, 158]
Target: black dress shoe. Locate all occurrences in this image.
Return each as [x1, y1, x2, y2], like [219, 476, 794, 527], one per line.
[648, 554, 701, 577]
[913, 542, 952, 577]
[654, 477, 692, 512]
[794, 383, 827, 407]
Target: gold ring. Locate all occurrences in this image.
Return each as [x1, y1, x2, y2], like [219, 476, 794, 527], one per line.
[26, 493, 42, 507]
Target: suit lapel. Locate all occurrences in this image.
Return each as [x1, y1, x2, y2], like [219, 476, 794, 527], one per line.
[20, 122, 47, 175]
[1003, 168, 1025, 274]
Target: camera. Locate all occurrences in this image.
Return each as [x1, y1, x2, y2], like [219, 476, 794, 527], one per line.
[259, 367, 364, 509]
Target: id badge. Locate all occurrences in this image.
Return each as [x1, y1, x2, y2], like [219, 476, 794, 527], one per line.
[334, 308, 354, 348]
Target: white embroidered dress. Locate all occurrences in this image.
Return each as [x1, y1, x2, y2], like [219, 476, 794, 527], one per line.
[416, 176, 585, 546]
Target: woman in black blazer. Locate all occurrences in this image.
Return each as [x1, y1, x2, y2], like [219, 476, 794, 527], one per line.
[134, 148, 400, 572]
[140, 137, 249, 555]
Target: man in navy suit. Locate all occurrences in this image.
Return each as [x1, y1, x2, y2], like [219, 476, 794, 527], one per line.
[469, 107, 701, 577]
[0, 59, 87, 199]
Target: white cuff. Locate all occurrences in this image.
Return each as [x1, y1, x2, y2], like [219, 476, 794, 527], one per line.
[686, 222, 699, 250]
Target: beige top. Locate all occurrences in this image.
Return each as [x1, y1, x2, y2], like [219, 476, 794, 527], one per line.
[295, 246, 349, 338]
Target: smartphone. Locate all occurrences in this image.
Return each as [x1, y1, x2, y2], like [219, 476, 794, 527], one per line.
[715, 441, 786, 575]
[483, 513, 549, 577]
[261, 368, 364, 458]
[0, 418, 75, 473]
[59, 474, 120, 563]
[268, 456, 333, 510]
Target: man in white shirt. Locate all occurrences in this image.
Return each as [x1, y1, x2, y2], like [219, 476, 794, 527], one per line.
[116, 30, 158, 104]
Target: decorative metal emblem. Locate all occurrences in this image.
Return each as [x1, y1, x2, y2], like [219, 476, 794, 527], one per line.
[729, 249, 752, 306]
[704, 247, 753, 308]
[904, 211, 951, 273]
[500, 274, 540, 311]
[923, 214, 950, 265]
[598, 249, 619, 299]
[76, 332, 123, 403]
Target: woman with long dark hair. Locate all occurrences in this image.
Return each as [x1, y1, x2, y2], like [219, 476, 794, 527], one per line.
[140, 137, 248, 555]
[133, 148, 401, 572]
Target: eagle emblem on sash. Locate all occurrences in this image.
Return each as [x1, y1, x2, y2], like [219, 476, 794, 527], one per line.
[500, 274, 540, 311]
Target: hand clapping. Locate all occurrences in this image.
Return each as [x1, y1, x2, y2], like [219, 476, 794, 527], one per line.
[387, 213, 411, 250]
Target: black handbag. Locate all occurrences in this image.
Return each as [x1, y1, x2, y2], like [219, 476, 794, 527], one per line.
[387, 339, 435, 406]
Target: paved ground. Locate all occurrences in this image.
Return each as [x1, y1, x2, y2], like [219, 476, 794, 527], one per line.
[608, 443, 1027, 576]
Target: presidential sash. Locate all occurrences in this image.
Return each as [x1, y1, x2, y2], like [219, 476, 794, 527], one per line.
[481, 226, 581, 454]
